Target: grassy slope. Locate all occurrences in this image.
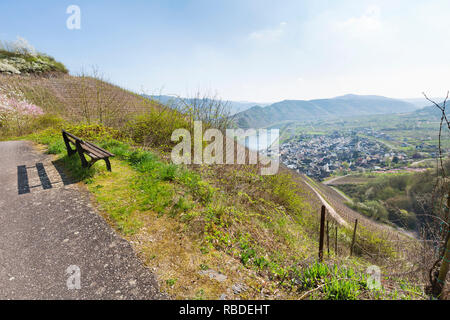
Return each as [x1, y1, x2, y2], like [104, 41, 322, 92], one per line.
[1, 74, 426, 300]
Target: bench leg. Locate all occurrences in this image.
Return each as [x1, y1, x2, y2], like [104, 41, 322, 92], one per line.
[88, 159, 98, 168]
[75, 141, 89, 168]
[104, 158, 112, 172]
[62, 132, 77, 156]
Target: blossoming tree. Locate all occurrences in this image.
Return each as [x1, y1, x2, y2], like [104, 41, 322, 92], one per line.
[0, 87, 44, 135]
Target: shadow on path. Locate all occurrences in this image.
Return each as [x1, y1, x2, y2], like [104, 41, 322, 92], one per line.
[17, 159, 82, 195]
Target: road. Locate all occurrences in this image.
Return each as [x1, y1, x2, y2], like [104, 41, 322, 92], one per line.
[323, 175, 349, 185]
[0, 141, 164, 299]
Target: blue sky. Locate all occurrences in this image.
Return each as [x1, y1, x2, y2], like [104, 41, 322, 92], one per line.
[1, 0, 450, 102]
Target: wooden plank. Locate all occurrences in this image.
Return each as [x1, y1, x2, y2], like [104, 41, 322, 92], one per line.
[83, 140, 115, 157]
[62, 130, 83, 142]
[80, 143, 108, 159]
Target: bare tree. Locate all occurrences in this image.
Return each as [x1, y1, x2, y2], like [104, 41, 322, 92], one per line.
[176, 90, 235, 132]
[422, 92, 450, 299]
[65, 67, 129, 126]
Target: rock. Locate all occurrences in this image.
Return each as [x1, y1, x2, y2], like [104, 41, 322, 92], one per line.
[231, 283, 247, 294]
[198, 269, 227, 282]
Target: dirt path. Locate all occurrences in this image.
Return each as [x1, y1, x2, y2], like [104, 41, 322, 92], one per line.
[301, 177, 349, 227]
[0, 141, 164, 299]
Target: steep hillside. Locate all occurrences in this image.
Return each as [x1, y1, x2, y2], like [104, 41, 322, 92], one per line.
[0, 72, 429, 300]
[235, 94, 417, 128]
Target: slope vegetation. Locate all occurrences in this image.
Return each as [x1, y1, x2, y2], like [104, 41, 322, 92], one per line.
[0, 72, 428, 300]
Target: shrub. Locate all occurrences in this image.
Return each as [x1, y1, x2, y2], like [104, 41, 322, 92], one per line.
[65, 123, 126, 142]
[263, 173, 309, 218]
[126, 108, 190, 150]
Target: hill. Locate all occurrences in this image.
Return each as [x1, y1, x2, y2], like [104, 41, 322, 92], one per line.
[146, 94, 268, 115]
[402, 97, 446, 108]
[0, 70, 429, 299]
[413, 104, 447, 119]
[235, 94, 418, 128]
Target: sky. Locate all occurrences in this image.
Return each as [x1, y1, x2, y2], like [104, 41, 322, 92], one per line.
[1, 0, 450, 102]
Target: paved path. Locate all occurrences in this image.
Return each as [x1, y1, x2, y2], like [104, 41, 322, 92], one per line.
[0, 141, 164, 299]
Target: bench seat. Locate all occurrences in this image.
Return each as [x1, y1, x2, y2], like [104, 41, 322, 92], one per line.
[62, 130, 115, 171]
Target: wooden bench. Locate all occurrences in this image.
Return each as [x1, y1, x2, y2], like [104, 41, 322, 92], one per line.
[62, 130, 115, 171]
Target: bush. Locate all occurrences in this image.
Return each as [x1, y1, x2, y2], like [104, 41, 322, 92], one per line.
[126, 108, 190, 150]
[349, 200, 389, 222]
[263, 173, 309, 218]
[65, 123, 127, 142]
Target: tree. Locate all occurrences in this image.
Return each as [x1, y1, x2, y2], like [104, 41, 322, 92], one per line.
[422, 92, 450, 299]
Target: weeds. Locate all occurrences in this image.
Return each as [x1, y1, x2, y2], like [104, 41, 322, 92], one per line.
[294, 262, 368, 300]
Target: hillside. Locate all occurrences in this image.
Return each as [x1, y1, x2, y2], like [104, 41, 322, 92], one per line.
[413, 104, 447, 119]
[235, 94, 418, 128]
[0, 70, 432, 299]
[146, 95, 268, 115]
[402, 97, 446, 108]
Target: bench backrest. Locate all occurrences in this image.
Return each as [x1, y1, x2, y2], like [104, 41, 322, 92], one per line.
[62, 129, 83, 144]
[83, 140, 115, 157]
[62, 130, 115, 157]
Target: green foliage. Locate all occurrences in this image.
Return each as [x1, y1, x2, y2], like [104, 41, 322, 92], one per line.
[337, 168, 443, 230]
[348, 200, 389, 222]
[295, 262, 368, 300]
[177, 169, 215, 204]
[126, 109, 190, 150]
[0, 111, 65, 139]
[263, 173, 310, 218]
[0, 49, 68, 74]
[65, 123, 127, 142]
[166, 278, 177, 287]
[239, 237, 256, 265]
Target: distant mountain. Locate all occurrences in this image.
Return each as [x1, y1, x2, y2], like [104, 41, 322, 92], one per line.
[402, 97, 446, 108]
[145, 95, 269, 115]
[234, 94, 418, 128]
[413, 104, 445, 119]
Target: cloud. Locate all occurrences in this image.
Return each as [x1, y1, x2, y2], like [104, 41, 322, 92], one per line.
[248, 22, 287, 41]
[336, 5, 382, 36]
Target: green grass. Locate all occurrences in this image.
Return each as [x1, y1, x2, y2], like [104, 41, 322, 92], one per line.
[292, 262, 368, 300]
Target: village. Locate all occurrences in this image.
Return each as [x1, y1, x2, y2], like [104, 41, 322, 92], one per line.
[280, 132, 411, 180]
